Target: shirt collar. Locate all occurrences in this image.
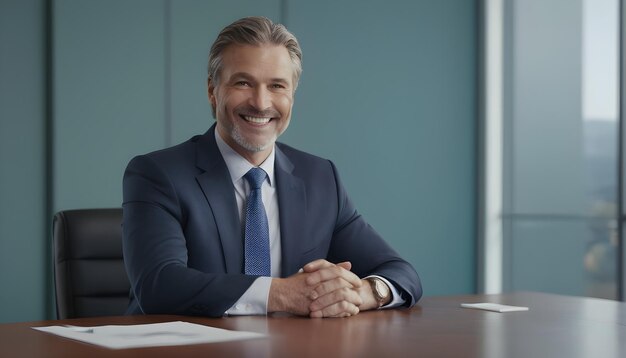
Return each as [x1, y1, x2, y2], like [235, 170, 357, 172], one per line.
[214, 128, 275, 187]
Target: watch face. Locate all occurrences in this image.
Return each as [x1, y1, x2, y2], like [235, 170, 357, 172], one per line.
[375, 280, 389, 298]
[370, 278, 389, 302]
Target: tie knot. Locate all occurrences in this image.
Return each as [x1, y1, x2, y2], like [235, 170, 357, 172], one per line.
[244, 168, 267, 190]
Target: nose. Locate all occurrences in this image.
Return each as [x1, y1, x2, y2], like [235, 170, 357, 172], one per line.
[249, 86, 272, 111]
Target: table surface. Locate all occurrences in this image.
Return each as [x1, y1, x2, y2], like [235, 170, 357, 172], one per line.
[1, 292, 625, 358]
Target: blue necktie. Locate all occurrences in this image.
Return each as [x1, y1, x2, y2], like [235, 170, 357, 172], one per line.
[243, 168, 271, 276]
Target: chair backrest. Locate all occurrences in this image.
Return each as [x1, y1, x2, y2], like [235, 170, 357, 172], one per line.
[53, 208, 130, 319]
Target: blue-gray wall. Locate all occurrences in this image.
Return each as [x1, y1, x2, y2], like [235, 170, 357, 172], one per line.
[0, 0, 48, 323]
[0, 0, 476, 323]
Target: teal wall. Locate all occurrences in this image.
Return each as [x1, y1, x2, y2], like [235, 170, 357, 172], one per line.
[0, 0, 48, 323]
[0, 0, 476, 323]
[53, 0, 167, 212]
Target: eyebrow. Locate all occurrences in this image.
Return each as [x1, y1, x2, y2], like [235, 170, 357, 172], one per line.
[270, 78, 290, 86]
[229, 72, 254, 81]
[229, 72, 291, 86]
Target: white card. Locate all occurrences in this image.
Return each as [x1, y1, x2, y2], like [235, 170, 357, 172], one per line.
[460, 303, 529, 313]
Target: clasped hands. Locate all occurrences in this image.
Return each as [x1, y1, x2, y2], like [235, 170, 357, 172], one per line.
[269, 259, 379, 318]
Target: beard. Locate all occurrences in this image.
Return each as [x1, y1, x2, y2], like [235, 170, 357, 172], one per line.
[230, 123, 277, 153]
[227, 104, 284, 152]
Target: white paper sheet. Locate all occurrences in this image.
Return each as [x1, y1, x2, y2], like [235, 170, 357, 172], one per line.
[32, 321, 266, 349]
[460, 303, 529, 313]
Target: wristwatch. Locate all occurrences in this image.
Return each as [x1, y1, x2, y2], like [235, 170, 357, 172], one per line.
[365, 277, 391, 308]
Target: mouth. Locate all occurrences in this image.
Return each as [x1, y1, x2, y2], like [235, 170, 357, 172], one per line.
[239, 115, 273, 125]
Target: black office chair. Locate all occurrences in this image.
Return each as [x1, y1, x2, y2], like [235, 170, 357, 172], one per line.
[53, 208, 130, 319]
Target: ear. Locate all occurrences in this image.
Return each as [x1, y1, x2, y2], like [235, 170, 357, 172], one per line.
[207, 78, 217, 115]
[207, 78, 216, 104]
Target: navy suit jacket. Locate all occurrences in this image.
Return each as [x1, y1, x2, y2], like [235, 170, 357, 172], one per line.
[122, 125, 422, 317]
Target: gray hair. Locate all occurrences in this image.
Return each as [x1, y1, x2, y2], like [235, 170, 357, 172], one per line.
[208, 16, 303, 90]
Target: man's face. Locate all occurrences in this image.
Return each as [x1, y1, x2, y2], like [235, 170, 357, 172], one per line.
[208, 44, 295, 164]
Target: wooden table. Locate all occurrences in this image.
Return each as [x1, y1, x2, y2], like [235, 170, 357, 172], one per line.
[1, 292, 625, 357]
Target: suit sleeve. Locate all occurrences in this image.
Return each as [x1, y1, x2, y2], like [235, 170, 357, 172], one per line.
[325, 161, 423, 307]
[122, 155, 257, 317]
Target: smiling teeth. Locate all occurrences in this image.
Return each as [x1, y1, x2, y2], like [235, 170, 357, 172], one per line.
[243, 116, 271, 124]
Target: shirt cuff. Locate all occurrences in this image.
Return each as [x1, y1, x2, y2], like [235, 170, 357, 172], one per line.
[365, 275, 406, 309]
[225, 277, 272, 316]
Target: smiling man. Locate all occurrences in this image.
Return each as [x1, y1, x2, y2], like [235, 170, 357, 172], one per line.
[122, 16, 422, 318]
[210, 43, 293, 165]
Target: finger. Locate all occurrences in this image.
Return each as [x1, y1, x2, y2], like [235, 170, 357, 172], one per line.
[305, 265, 362, 288]
[309, 277, 355, 300]
[310, 301, 360, 318]
[302, 260, 352, 273]
[302, 259, 336, 273]
[305, 265, 361, 287]
[310, 310, 357, 318]
[328, 304, 360, 318]
[309, 287, 363, 312]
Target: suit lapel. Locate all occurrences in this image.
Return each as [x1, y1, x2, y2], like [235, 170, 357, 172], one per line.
[275, 146, 307, 277]
[195, 125, 243, 274]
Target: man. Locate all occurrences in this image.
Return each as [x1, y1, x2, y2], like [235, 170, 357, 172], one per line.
[122, 16, 422, 318]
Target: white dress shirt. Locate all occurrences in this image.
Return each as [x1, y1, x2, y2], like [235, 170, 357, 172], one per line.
[214, 131, 404, 315]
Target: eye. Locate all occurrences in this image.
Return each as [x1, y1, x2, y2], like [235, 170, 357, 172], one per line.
[270, 83, 286, 89]
[234, 81, 251, 87]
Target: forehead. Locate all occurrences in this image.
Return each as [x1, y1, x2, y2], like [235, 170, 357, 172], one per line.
[220, 44, 295, 83]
